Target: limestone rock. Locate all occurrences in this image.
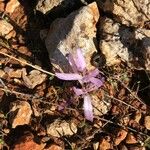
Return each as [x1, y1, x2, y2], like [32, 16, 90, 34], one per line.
[46, 119, 77, 137]
[0, 69, 5, 78]
[99, 137, 112, 150]
[99, 17, 150, 70]
[98, 0, 150, 27]
[9, 101, 32, 128]
[0, 20, 13, 37]
[125, 133, 138, 144]
[36, 0, 62, 14]
[36, 0, 91, 15]
[91, 92, 111, 117]
[5, 0, 20, 13]
[45, 2, 99, 72]
[114, 129, 128, 146]
[22, 69, 47, 89]
[0, 1, 5, 12]
[11, 134, 45, 150]
[144, 116, 150, 130]
[4, 67, 22, 78]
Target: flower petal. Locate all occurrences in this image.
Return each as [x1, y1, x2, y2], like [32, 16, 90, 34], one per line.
[75, 48, 86, 72]
[68, 53, 78, 73]
[88, 69, 100, 77]
[73, 87, 85, 96]
[82, 69, 100, 83]
[55, 73, 82, 80]
[83, 94, 93, 122]
[89, 77, 103, 88]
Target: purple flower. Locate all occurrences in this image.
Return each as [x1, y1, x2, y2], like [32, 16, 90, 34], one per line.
[55, 49, 104, 122]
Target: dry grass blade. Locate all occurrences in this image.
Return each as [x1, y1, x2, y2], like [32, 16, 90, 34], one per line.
[105, 94, 139, 111]
[99, 117, 149, 137]
[0, 51, 55, 76]
[116, 78, 146, 105]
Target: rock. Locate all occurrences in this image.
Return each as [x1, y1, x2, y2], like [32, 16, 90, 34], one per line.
[18, 46, 32, 56]
[93, 142, 99, 150]
[91, 92, 111, 117]
[36, 0, 62, 14]
[99, 137, 112, 150]
[98, 0, 150, 27]
[22, 69, 47, 89]
[5, 30, 16, 39]
[0, 2, 5, 12]
[0, 20, 13, 36]
[9, 101, 32, 128]
[134, 111, 142, 123]
[120, 116, 130, 126]
[12, 134, 45, 150]
[125, 133, 138, 144]
[45, 2, 99, 72]
[10, 5, 27, 30]
[114, 129, 128, 146]
[5, 0, 20, 13]
[144, 116, 150, 130]
[45, 144, 63, 150]
[46, 119, 77, 137]
[0, 69, 5, 77]
[99, 17, 150, 70]
[4, 67, 22, 78]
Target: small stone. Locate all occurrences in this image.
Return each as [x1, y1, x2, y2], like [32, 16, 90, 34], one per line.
[0, 69, 5, 77]
[45, 2, 99, 72]
[144, 116, 150, 130]
[18, 46, 32, 56]
[10, 5, 27, 30]
[5, 30, 16, 39]
[22, 69, 47, 89]
[36, 0, 63, 14]
[46, 119, 77, 137]
[134, 111, 142, 123]
[93, 142, 99, 150]
[4, 67, 22, 78]
[125, 133, 138, 144]
[45, 144, 63, 150]
[12, 134, 45, 150]
[99, 137, 112, 150]
[98, 0, 150, 27]
[9, 101, 32, 128]
[0, 20, 13, 36]
[5, 0, 20, 13]
[0, 2, 5, 12]
[114, 129, 128, 146]
[120, 116, 130, 126]
[91, 92, 111, 117]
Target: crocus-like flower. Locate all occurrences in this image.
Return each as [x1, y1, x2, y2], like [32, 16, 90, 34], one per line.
[55, 48, 104, 122]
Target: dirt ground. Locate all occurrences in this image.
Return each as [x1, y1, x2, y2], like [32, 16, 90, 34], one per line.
[0, 0, 150, 150]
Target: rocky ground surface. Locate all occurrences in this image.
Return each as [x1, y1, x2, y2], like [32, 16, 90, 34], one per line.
[0, 0, 150, 149]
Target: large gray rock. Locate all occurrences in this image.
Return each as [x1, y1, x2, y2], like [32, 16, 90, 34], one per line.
[45, 2, 99, 72]
[98, 0, 150, 27]
[99, 17, 150, 70]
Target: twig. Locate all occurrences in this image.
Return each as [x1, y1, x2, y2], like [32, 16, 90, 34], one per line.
[99, 117, 149, 137]
[115, 78, 146, 106]
[105, 94, 139, 111]
[0, 51, 55, 76]
[0, 87, 40, 100]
